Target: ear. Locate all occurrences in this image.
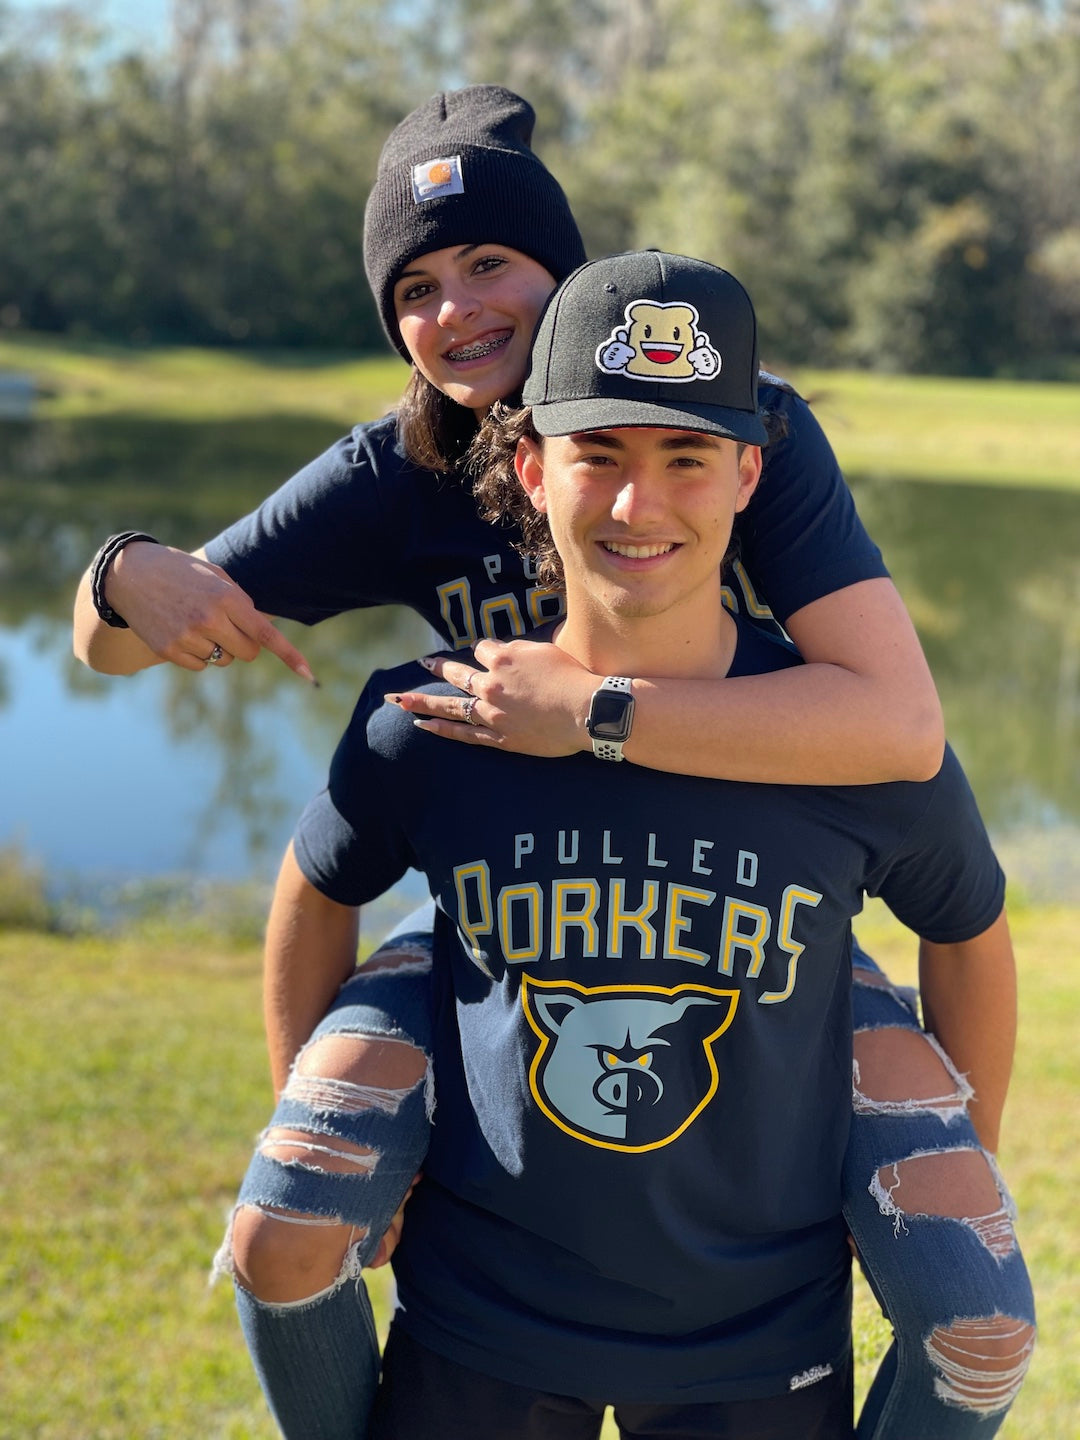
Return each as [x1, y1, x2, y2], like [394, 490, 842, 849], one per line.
[533, 992, 582, 1034]
[734, 445, 763, 513]
[516, 435, 548, 514]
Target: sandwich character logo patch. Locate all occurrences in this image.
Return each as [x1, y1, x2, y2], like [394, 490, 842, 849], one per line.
[597, 300, 721, 382]
[412, 155, 465, 203]
[522, 976, 738, 1152]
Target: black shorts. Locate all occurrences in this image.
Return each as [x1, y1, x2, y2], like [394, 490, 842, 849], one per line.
[371, 1325, 853, 1440]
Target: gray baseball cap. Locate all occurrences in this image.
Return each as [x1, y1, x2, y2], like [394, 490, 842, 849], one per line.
[523, 249, 768, 445]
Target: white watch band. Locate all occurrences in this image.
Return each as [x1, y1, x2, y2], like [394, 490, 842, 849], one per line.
[589, 675, 635, 761]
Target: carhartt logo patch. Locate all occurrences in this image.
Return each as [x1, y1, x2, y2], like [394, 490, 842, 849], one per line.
[597, 299, 721, 383]
[412, 155, 464, 203]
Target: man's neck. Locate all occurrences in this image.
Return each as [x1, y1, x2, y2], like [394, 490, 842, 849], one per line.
[554, 589, 739, 681]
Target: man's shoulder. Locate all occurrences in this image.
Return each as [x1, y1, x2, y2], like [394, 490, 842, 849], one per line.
[825, 742, 989, 876]
[345, 659, 434, 751]
[728, 614, 802, 678]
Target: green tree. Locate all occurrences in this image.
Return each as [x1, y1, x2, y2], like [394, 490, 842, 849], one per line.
[1, 0, 1076, 371]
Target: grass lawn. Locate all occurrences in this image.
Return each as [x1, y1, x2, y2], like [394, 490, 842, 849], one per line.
[2, 330, 1079, 493]
[0, 331, 410, 430]
[792, 369, 1080, 492]
[2, 903, 1076, 1437]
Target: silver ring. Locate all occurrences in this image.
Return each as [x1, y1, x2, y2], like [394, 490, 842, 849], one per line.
[462, 695, 480, 726]
[206, 643, 224, 665]
[462, 671, 476, 695]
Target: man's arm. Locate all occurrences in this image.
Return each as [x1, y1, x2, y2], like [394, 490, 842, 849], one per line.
[919, 907, 1016, 1154]
[73, 540, 313, 679]
[263, 841, 360, 1097]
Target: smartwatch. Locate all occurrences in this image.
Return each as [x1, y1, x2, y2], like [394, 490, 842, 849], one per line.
[586, 676, 635, 761]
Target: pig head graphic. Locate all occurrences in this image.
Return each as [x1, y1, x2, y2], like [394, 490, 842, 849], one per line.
[521, 977, 739, 1152]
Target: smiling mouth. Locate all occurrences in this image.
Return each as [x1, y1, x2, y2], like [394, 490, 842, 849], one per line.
[641, 344, 683, 364]
[602, 541, 677, 559]
[446, 331, 512, 362]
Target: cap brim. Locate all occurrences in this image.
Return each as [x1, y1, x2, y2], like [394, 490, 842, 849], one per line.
[532, 396, 768, 446]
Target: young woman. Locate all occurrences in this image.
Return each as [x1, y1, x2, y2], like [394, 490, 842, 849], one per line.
[73, 87, 1034, 1440]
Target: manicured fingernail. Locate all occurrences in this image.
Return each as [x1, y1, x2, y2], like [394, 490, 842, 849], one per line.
[297, 663, 319, 686]
[418, 656, 436, 671]
[412, 719, 434, 731]
[385, 693, 402, 705]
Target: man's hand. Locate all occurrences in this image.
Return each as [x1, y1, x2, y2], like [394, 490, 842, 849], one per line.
[367, 1176, 421, 1269]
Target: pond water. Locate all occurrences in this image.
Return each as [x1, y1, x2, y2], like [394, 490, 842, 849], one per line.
[2, 413, 1078, 921]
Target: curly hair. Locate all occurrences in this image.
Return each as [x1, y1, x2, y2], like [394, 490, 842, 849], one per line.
[468, 401, 563, 585]
[469, 401, 786, 590]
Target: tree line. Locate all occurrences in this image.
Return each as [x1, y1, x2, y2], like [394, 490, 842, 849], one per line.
[1, 0, 1077, 376]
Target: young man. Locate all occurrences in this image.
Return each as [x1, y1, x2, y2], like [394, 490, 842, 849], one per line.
[272, 251, 1011, 1439]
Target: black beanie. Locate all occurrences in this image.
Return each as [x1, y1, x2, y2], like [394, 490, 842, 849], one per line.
[363, 85, 586, 359]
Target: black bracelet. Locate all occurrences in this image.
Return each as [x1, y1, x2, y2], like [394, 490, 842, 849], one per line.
[90, 531, 159, 628]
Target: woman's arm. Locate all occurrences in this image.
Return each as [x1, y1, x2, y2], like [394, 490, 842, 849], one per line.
[263, 842, 360, 1098]
[397, 576, 944, 784]
[919, 908, 1017, 1155]
[399, 378, 940, 783]
[73, 540, 313, 678]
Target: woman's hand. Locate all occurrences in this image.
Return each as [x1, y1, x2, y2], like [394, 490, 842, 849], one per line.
[388, 637, 597, 756]
[74, 540, 314, 680]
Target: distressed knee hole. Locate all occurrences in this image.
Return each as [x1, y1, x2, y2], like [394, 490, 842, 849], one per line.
[258, 1127, 379, 1175]
[852, 967, 892, 989]
[358, 941, 432, 975]
[870, 1149, 1018, 1258]
[926, 1315, 1036, 1415]
[284, 1033, 429, 1116]
[229, 1203, 365, 1304]
[853, 1025, 972, 1122]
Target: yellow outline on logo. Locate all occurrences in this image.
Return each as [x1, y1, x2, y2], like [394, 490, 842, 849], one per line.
[521, 975, 739, 1153]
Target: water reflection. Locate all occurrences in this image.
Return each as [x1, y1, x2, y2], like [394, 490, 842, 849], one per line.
[0, 414, 430, 897]
[853, 477, 1080, 833]
[2, 416, 1078, 901]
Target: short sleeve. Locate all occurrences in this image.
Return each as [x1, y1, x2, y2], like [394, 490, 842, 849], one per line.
[293, 673, 419, 905]
[204, 421, 398, 624]
[737, 381, 889, 624]
[866, 747, 1006, 944]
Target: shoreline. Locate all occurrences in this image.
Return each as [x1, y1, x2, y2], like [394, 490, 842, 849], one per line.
[3, 332, 1079, 493]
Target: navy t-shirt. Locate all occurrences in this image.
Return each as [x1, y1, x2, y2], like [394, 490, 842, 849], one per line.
[205, 378, 887, 644]
[293, 621, 1004, 1404]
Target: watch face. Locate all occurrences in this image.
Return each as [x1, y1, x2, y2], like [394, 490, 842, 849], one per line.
[589, 689, 634, 742]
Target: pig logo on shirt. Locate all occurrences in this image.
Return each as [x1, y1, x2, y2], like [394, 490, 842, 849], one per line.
[596, 300, 722, 383]
[521, 977, 739, 1152]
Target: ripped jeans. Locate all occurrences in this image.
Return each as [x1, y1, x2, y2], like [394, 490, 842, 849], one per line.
[214, 922, 1035, 1440]
[212, 920, 435, 1440]
[845, 945, 1035, 1437]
